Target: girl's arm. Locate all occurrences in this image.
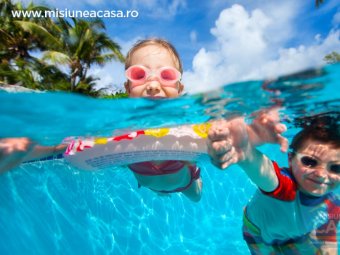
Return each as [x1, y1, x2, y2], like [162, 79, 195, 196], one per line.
[0, 138, 35, 173]
[0, 138, 67, 173]
[23, 144, 67, 161]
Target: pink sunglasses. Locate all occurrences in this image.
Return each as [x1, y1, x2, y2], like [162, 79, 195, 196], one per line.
[125, 65, 181, 88]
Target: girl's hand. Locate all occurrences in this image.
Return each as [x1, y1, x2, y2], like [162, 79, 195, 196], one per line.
[0, 138, 36, 173]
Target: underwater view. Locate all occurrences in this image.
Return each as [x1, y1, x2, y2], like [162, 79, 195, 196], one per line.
[0, 64, 339, 255]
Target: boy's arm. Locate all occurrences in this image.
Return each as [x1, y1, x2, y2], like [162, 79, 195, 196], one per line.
[207, 118, 279, 192]
[207, 108, 288, 168]
[238, 141, 279, 192]
[207, 108, 287, 192]
[247, 108, 288, 151]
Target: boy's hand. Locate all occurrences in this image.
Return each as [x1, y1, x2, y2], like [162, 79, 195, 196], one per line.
[0, 138, 36, 173]
[248, 108, 288, 152]
[207, 108, 288, 170]
[207, 118, 250, 169]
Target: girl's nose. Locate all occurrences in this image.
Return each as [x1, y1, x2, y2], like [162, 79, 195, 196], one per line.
[146, 80, 161, 96]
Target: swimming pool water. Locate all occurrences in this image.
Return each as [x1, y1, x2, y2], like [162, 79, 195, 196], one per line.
[0, 64, 339, 254]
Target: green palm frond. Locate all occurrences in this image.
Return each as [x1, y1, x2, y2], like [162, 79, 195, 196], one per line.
[14, 20, 62, 49]
[42, 50, 71, 65]
[0, 1, 124, 95]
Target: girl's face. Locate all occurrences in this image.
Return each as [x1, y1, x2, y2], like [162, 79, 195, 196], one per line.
[290, 139, 340, 197]
[124, 44, 184, 98]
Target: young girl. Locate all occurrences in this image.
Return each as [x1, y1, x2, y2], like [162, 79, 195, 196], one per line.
[122, 39, 202, 201]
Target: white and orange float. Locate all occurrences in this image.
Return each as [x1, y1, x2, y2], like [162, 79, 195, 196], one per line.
[64, 123, 211, 170]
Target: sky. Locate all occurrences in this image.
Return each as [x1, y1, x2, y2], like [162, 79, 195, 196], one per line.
[18, 0, 340, 94]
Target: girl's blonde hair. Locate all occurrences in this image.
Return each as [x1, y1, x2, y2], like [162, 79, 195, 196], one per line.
[125, 38, 183, 73]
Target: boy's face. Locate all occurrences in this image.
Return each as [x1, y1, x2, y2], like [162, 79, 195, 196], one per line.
[124, 44, 184, 98]
[290, 139, 340, 197]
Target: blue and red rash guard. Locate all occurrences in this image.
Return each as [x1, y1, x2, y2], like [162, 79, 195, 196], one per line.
[244, 161, 339, 245]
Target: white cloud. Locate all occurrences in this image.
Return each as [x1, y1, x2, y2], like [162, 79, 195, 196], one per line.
[90, 61, 125, 92]
[210, 5, 271, 66]
[183, 4, 340, 94]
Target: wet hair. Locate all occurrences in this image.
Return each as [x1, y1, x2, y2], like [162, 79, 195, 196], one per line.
[290, 112, 340, 152]
[125, 38, 183, 73]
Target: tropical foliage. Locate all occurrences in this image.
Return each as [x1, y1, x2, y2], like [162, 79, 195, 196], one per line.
[315, 0, 340, 64]
[0, 0, 124, 97]
[324, 51, 340, 64]
[100, 91, 129, 99]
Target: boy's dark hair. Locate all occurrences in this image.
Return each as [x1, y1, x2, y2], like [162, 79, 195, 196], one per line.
[290, 112, 340, 152]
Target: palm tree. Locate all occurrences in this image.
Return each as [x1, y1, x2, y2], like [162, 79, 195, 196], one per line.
[0, 0, 124, 95]
[324, 51, 340, 64]
[0, 0, 63, 87]
[0, 0, 60, 61]
[315, 0, 340, 64]
[42, 18, 124, 92]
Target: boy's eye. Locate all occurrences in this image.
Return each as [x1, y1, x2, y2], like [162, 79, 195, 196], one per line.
[300, 156, 318, 168]
[330, 164, 340, 174]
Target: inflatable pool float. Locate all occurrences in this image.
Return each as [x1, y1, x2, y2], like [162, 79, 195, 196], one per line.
[64, 123, 211, 170]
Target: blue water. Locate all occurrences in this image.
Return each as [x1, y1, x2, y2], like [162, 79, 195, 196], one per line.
[0, 64, 339, 255]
